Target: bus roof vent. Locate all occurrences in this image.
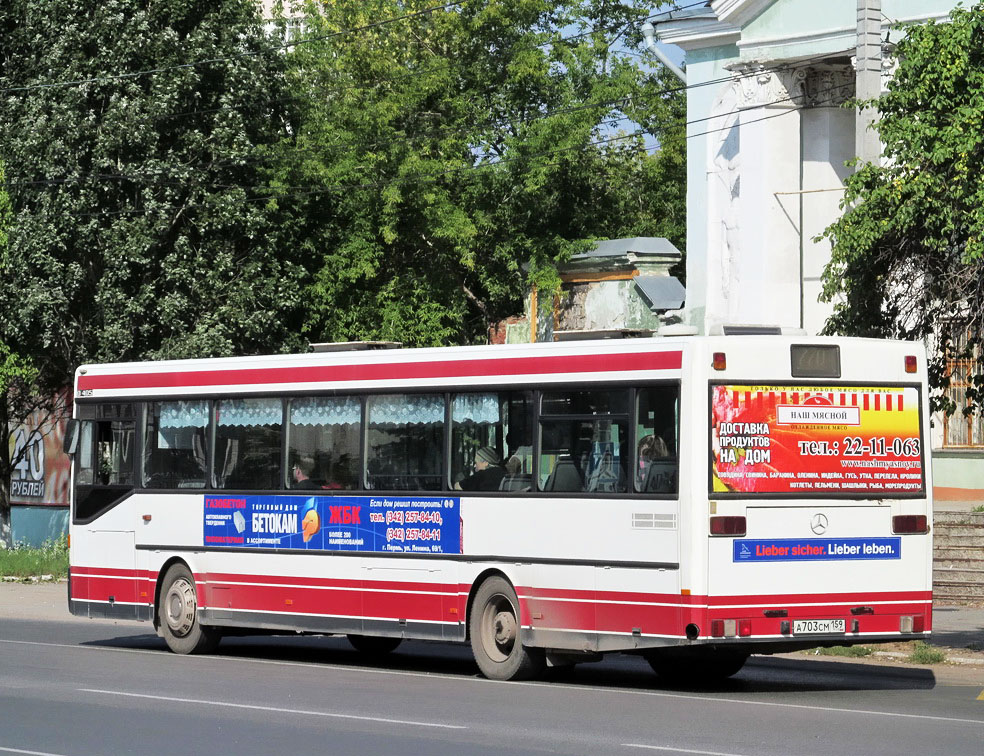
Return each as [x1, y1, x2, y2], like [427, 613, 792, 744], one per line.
[712, 324, 783, 336]
[659, 324, 698, 337]
[553, 328, 654, 341]
[310, 341, 403, 352]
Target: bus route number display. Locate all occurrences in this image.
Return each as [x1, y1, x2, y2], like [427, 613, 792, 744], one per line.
[711, 385, 923, 495]
[203, 495, 461, 554]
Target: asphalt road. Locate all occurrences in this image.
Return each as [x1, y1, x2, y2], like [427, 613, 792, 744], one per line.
[1, 610, 983, 756]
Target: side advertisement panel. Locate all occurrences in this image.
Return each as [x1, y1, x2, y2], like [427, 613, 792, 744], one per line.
[711, 385, 923, 495]
[203, 494, 461, 554]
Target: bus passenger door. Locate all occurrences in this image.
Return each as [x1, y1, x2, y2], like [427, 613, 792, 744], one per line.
[71, 405, 141, 620]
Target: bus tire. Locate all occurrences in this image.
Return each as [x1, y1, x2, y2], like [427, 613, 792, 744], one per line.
[347, 635, 402, 656]
[646, 649, 747, 684]
[469, 576, 545, 681]
[158, 564, 221, 655]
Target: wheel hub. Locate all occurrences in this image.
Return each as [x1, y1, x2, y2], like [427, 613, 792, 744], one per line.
[164, 577, 197, 637]
[493, 611, 516, 646]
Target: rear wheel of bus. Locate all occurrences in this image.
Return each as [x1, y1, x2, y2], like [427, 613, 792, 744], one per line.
[469, 576, 545, 681]
[158, 563, 221, 655]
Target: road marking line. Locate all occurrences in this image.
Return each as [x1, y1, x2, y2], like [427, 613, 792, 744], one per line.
[0, 747, 73, 756]
[78, 688, 466, 730]
[624, 745, 747, 756]
[5, 638, 984, 726]
[978, 689, 984, 701]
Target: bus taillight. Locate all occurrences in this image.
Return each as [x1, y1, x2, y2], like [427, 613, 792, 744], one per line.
[905, 355, 917, 373]
[892, 515, 928, 534]
[712, 352, 727, 370]
[710, 516, 746, 536]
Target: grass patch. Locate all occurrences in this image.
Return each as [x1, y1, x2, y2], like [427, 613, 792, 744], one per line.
[810, 645, 874, 657]
[972, 504, 984, 513]
[0, 538, 69, 579]
[907, 641, 946, 665]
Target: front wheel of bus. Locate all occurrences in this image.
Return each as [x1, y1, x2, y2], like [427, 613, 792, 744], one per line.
[469, 576, 545, 681]
[158, 564, 221, 655]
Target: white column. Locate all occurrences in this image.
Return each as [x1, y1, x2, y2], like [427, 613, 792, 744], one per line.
[801, 67, 856, 334]
[729, 66, 806, 329]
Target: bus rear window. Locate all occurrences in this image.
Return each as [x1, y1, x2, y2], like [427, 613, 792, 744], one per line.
[710, 384, 925, 497]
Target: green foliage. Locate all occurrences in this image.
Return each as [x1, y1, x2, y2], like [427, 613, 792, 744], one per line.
[0, 0, 307, 392]
[0, 537, 69, 577]
[819, 3, 984, 415]
[272, 0, 686, 345]
[810, 645, 874, 658]
[906, 641, 946, 665]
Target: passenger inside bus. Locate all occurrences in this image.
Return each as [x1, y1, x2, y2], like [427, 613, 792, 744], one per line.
[457, 446, 507, 491]
[291, 456, 319, 489]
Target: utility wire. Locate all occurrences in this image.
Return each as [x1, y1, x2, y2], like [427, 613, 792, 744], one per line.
[6, 49, 850, 190]
[0, 0, 705, 98]
[57, 80, 844, 220]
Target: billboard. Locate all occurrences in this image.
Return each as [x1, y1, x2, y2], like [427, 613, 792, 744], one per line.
[8, 394, 71, 507]
[711, 385, 923, 495]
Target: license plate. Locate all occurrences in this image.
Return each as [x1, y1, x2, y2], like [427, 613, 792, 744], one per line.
[793, 619, 846, 635]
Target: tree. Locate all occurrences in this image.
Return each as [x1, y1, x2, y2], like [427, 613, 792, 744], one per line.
[0, 0, 307, 395]
[0, 165, 65, 548]
[270, 0, 685, 346]
[820, 3, 984, 415]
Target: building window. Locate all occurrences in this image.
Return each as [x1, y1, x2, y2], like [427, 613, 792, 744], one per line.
[943, 328, 984, 447]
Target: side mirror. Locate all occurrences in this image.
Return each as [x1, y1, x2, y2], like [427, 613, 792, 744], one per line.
[63, 419, 80, 455]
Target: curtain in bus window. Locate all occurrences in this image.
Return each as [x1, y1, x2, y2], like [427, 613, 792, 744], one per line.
[539, 390, 630, 493]
[635, 386, 680, 494]
[451, 391, 533, 491]
[213, 398, 283, 490]
[143, 400, 208, 489]
[366, 394, 444, 491]
[287, 397, 361, 490]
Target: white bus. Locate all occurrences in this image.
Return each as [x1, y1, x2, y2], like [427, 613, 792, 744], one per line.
[66, 336, 932, 681]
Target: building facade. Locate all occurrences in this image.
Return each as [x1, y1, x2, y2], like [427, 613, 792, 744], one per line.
[659, 0, 980, 497]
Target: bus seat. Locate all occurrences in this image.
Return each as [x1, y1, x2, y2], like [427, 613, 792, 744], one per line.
[544, 457, 582, 492]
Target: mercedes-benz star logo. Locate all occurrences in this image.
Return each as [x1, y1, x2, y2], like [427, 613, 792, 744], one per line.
[810, 513, 829, 535]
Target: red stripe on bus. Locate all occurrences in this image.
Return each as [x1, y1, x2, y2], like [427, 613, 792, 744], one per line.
[77, 351, 684, 392]
[70, 568, 932, 635]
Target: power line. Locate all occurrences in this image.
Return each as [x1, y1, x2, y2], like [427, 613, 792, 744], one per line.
[0, 1, 471, 96]
[6, 48, 850, 191]
[49, 80, 845, 221]
[0, 0, 704, 98]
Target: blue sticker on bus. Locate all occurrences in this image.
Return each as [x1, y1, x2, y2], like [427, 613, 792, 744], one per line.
[203, 495, 461, 554]
[733, 537, 901, 562]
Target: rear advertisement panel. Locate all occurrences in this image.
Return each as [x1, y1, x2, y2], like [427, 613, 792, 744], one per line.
[711, 385, 923, 495]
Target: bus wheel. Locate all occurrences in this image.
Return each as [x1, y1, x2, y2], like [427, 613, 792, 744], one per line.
[158, 564, 221, 655]
[646, 649, 747, 684]
[469, 576, 545, 681]
[347, 635, 402, 656]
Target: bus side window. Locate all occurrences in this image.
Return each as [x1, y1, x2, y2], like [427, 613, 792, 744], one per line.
[143, 400, 209, 489]
[538, 390, 629, 494]
[287, 396, 361, 490]
[212, 398, 283, 491]
[450, 391, 533, 492]
[74, 402, 137, 521]
[366, 394, 444, 491]
[635, 386, 680, 494]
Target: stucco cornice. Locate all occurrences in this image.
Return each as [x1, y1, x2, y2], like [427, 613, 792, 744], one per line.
[713, 0, 774, 26]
